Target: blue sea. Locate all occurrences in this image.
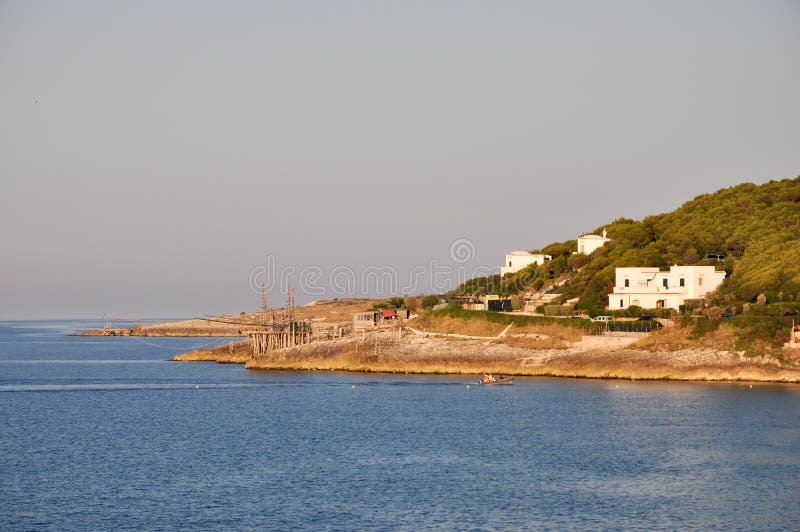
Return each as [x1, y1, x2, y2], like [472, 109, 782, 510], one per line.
[1, 320, 799, 530]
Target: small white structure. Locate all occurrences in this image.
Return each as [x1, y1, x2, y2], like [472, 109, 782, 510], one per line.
[501, 251, 551, 276]
[608, 265, 726, 310]
[353, 311, 379, 330]
[785, 320, 800, 349]
[577, 229, 611, 255]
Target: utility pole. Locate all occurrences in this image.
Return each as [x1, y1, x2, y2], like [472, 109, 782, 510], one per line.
[261, 287, 269, 327]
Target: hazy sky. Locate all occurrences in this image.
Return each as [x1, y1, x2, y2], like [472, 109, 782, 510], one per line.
[2, 1, 798, 318]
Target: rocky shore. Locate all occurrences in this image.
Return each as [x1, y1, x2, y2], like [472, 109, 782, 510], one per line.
[173, 328, 800, 383]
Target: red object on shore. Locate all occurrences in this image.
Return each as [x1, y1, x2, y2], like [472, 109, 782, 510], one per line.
[381, 309, 397, 319]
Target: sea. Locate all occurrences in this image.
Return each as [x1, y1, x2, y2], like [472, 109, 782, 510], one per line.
[1, 320, 799, 530]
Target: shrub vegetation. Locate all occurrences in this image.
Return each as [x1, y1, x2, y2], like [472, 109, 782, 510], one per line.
[449, 176, 800, 350]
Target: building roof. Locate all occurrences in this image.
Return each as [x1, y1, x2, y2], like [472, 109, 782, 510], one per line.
[578, 234, 607, 240]
[381, 309, 397, 318]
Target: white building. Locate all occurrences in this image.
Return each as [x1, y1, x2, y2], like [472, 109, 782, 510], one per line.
[501, 251, 551, 276]
[577, 229, 611, 255]
[608, 265, 726, 310]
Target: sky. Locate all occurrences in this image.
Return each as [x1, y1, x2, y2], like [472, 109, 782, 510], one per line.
[1, 1, 798, 318]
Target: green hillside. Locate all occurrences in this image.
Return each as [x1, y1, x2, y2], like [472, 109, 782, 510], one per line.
[447, 177, 800, 358]
[455, 177, 800, 311]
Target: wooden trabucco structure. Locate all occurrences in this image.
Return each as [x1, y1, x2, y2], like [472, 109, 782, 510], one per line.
[246, 321, 313, 355]
[247, 285, 312, 355]
[198, 283, 314, 356]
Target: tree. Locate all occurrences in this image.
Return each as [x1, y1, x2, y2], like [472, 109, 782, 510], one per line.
[445, 177, 800, 313]
[421, 294, 441, 310]
[403, 296, 419, 313]
[387, 297, 405, 308]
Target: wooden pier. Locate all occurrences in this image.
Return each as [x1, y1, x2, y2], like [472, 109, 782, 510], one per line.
[200, 283, 320, 356]
[246, 321, 313, 355]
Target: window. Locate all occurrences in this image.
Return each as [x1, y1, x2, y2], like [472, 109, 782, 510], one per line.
[662, 278, 669, 289]
[508, 261, 512, 268]
[679, 278, 685, 287]
[624, 278, 629, 287]
[620, 299, 624, 308]
[699, 275, 704, 286]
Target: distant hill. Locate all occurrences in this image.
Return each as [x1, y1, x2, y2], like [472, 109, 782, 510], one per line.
[456, 177, 800, 312]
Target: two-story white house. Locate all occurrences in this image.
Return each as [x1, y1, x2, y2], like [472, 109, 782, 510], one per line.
[608, 265, 726, 310]
[501, 251, 551, 276]
[577, 229, 611, 255]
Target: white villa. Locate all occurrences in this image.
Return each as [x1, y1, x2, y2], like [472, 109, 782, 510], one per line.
[608, 265, 726, 310]
[501, 251, 551, 276]
[577, 229, 611, 254]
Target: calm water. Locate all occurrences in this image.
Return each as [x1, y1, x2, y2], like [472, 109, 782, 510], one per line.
[1, 321, 798, 530]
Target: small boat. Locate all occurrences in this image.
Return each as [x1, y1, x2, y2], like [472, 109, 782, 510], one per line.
[477, 374, 514, 385]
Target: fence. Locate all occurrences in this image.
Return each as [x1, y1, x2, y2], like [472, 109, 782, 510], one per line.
[588, 321, 663, 335]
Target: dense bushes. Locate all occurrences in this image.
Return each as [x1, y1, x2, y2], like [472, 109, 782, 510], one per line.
[449, 177, 800, 347]
[608, 306, 673, 319]
[606, 321, 663, 333]
[557, 178, 800, 304]
[421, 294, 441, 310]
[513, 178, 800, 306]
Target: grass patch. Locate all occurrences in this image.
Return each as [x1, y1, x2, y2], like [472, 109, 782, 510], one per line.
[633, 314, 794, 361]
[632, 322, 737, 352]
[418, 308, 597, 333]
[415, 315, 507, 336]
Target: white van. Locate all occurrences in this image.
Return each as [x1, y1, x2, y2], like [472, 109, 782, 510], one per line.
[592, 315, 613, 322]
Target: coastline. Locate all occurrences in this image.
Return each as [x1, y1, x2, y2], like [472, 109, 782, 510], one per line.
[75, 318, 244, 337]
[76, 299, 376, 337]
[172, 329, 800, 383]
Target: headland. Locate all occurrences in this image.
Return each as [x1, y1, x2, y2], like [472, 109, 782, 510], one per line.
[168, 301, 800, 383]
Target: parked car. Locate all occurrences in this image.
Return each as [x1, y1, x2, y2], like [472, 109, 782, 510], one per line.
[593, 316, 613, 322]
[721, 312, 733, 318]
[638, 315, 658, 321]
